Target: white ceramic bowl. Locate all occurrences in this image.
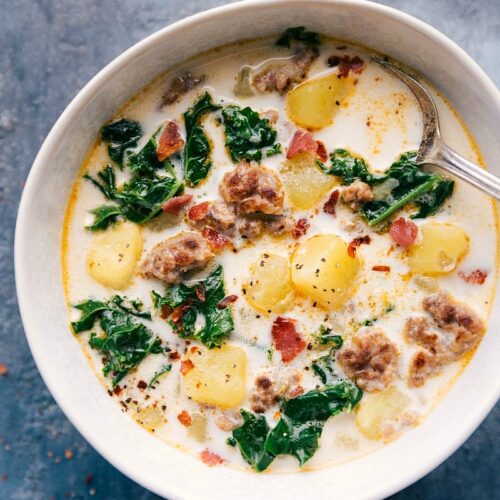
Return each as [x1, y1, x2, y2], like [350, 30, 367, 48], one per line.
[15, 1, 500, 498]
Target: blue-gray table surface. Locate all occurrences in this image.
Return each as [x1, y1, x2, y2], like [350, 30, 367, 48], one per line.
[0, 0, 498, 498]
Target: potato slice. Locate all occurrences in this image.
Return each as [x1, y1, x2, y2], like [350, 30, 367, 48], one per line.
[183, 345, 246, 408]
[87, 222, 143, 290]
[356, 386, 410, 440]
[281, 152, 337, 209]
[408, 222, 469, 275]
[286, 72, 351, 129]
[291, 234, 359, 309]
[134, 405, 164, 432]
[246, 254, 295, 313]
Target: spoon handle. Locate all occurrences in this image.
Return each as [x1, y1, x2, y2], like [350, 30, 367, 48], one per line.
[426, 142, 500, 201]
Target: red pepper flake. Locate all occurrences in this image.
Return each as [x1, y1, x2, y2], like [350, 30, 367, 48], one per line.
[458, 269, 488, 285]
[200, 449, 224, 466]
[328, 55, 365, 78]
[372, 265, 391, 272]
[347, 235, 371, 258]
[161, 194, 193, 215]
[201, 227, 230, 251]
[113, 385, 123, 396]
[187, 201, 210, 221]
[323, 190, 339, 216]
[171, 301, 193, 323]
[0, 363, 8, 376]
[271, 317, 306, 364]
[292, 218, 310, 239]
[195, 283, 206, 302]
[180, 359, 195, 375]
[217, 294, 238, 309]
[177, 410, 192, 427]
[316, 141, 328, 163]
[389, 217, 418, 248]
[157, 120, 184, 161]
[137, 380, 148, 390]
[169, 351, 180, 361]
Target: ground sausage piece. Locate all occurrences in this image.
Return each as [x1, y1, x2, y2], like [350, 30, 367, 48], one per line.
[237, 218, 263, 239]
[404, 292, 485, 387]
[214, 411, 243, 432]
[162, 71, 205, 106]
[250, 370, 302, 413]
[337, 330, 399, 392]
[342, 180, 374, 210]
[253, 45, 319, 94]
[237, 213, 294, 238]
[187, 200, 236, 232]
[220, 161, 285, 215]
[141, 231, 214, 284]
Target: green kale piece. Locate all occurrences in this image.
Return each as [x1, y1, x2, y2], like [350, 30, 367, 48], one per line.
[221, 105, 280, 162]
[101, 118, 142, 166]
[183, 92, 220, 186]
[152, 265, 234, 348]
[148, 363, 172, 387]
[86, 205, 122, 231]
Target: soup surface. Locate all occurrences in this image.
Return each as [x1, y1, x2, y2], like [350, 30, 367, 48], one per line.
[63, 29, 498, 472]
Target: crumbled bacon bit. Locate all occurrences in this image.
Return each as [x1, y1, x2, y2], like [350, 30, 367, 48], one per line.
[0, 363, 8, 376]
[201, 227, 230, 251]
[180, 359, 195, 375]
[195, 283, 206, 302]
[137, 380, 147, 390]
[288, 385, 305, 398]
[372, 265, 391, 272]
[113, 385, 122, 396]
[458, 269, 488, 285]
[348, 235, 371, 258]
[287, 130, 328, 162]
[187, 201, 210, 221]
[328, 55, 365, 78]
[177, 410, 192, 427]
[161, 194, 193, 215]
[157, 121, 184, 161]
[292, 218, 310, 239]
[272, 317, 306, 364]
[217, 295, 238, 309]
[160, 304, 173, 319]
[316, 140, 328, 162]
[323, 190, 339, 216]
[200, 449, 224, 466]
[169, 351, 180, 361]
[389, 217, 418, 249]
[171, 301, 193, 323]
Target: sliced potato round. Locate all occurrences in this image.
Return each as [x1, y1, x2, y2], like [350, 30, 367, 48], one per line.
[281, 152, 337, 209]
[286, 72, 351, 129]
[291, 234, 359, 309]
[408, 222, 469, 275]
[246, 254, 295, 313]
[356, 386, 410, 441]
[87, 222, 143, 290]
[183, 345, 246, 409]
[134, 405, 164, 432]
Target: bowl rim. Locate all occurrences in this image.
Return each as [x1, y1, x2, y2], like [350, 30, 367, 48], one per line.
[14, 0, 500, 498]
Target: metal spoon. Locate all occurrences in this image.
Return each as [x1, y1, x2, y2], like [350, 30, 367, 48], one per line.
[374, 59, 500, 201]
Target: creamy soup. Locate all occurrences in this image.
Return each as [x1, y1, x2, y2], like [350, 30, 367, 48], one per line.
[62, 28, 498, 473]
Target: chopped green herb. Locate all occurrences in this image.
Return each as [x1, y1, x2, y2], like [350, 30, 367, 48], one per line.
[276, 26, 321, 48]
[231, 381, 362, 471]
[101, 118, 142, 166]
[183, 92, 220, 186]
[360, 303, 395, 327]
[221, 105, 280, 162]
[71, 296, 161, 386]
[267, 347, 274, 362]
[152, 266, 234, 348]
[314, 325, 343, 348]
[149, 363, 172, 387]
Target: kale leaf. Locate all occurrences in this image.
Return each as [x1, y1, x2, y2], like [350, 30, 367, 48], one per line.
[314, 325, 343, 348]
[232, 410, 275, 472]
[183, 93, 220, 186]
[324, 149, 454, 225]
[231, 381, 362, 471]
[86, 205, 122, 231]
[71, 296, 161, 386]
[221, 105, 280, 162]
[276, 26, 321, 48]
[126, 134, 166, 176]
[311, 329, 343, 384]
[152, 265, 234, 348]
[101, 118, 142, 166]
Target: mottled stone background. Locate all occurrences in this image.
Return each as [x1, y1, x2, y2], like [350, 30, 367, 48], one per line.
[0, 0, 498, 498]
